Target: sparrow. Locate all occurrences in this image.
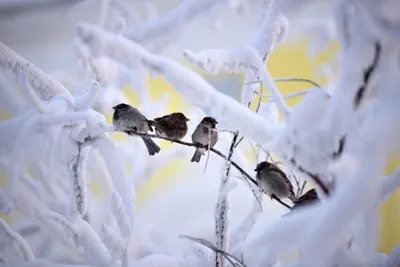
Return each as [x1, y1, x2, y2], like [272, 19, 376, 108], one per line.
[254, 161, 296, 202]
[149, 112, 190, 140]
[191, 116, 218, 163]
[292, 188, 319, 210]
[112, 103, 160, 156]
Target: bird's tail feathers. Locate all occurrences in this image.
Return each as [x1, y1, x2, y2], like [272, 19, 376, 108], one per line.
[141, 137, 160, 156]
[191, 148, 203, 162]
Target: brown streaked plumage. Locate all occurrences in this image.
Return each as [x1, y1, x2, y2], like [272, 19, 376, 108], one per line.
[150, 112, 190, 140]
[254, 161, 296, 202]
[292, 188, 319, 210]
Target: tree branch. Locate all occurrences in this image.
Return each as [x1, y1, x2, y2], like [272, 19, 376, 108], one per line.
[180, 235, 246, 267]
[215, 131, 238, 267]
[85, 130, 292, 210]
[245, 77, 322, 88]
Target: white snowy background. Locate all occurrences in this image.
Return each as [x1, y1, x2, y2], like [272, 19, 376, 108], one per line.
[1, 0, 400, 266]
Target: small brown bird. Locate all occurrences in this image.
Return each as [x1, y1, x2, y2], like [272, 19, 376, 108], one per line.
[292, 188, 319, 210]
[150, 112, 190, 140]
[254, 161, 296, 202]
[191, 117, 218, 163]
[112, 103, 160, 156]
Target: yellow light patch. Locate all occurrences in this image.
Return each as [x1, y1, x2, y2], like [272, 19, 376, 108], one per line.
[0, 170, 9, 187]
[136, 158, 187, 208]
[122, 83, 140, 107]
[379, 154, 400, 254]
[89, 178, 103, 199]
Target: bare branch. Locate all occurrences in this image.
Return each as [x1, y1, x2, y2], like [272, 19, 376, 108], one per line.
[180, 235, 247, 267]
[245, 77, 322, 88]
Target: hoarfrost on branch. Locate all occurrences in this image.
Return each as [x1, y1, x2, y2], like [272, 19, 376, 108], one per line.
[1, 0, 400, 266]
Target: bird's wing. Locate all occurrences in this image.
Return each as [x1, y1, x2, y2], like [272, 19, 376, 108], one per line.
[154, 115, 171, 122]
[202, 125, 208, 134]
[269, 167, 294, 192]
[294, 189, 317, 204]
[268, 164, 289, 179]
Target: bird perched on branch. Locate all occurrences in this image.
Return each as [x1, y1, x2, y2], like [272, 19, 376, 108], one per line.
[254, 161, 296, 202]
[292, 188, 319, 210]
[149, 112, 190, 140]
[191, 116, 218, 162]
[112, 103, 160, 156]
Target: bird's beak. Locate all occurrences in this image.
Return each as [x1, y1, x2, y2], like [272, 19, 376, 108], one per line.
[254, 168, 257, 172]
[186, 118, 190, 121]
[112, 106, 116, 110]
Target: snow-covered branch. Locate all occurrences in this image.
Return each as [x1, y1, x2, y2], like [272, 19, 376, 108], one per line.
[0, 219, 34, 263]
[76, 22, 282, 147]
[0, 42, 74, 105]
[3, 0, 400, 266]
[41, 211, 111, 265]
[380, 168, 400, 203]
[215, 131, 238, 267]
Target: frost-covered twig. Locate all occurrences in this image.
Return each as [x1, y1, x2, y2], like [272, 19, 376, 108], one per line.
[101, 224, 124, 264]
[110, 192, 132, 240]
[215, 131, 238, 267]
[110, 191, 132, 266]
[42, 212, 111, 265]
[183, 46, 290, 119]
[239, 0, 285, 107]
[70, 141, 90, 219]
[0, 219, 34, 263]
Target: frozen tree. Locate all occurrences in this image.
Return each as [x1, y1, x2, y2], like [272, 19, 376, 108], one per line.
[1, 0, 400, 266]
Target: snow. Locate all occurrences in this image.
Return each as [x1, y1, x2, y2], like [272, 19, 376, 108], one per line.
[1, 0, 400, 266]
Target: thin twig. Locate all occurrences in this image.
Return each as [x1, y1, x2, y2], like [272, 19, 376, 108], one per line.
[180, 235, 246, 267]
[204, 128, 213, 173]
[85, 131, 291, 210]
[216, 131, 239, 267]
[219, 129, 238, 134]
[233, 102, 251, 149]
[298, 180, 307, 197]
[290, 158, 329, 196]
[258, 89, 310, 100]
[245, 77, 321, 88]
[234, 82, 263, 149]
[106, 131, 259, 186]
[255, 82, 263, 113]
[293, 174, 301, 199]
[242, 176, 263, 211]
